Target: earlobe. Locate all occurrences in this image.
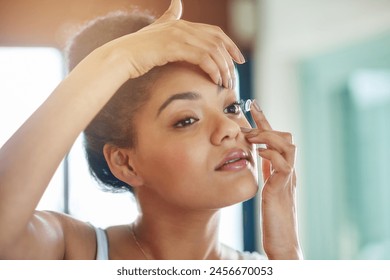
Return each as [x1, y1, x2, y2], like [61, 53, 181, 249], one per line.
[103, 144, 144, 188]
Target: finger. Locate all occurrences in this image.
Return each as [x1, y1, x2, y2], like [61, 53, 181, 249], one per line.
[249, 100, 272, 131]
[262, 158, 272, 183]
[176, 22, 243, 86]
[258, 148, 294, 188]
[192, 33, 232, 88]
[246, 131, 296, 166]
[242, 128, 293, 145]
[195, 23, 245, 64]
[258, 148, 293, 175]
[220, 45, 236, 89]
[211, 43, 234, 89]
[155, 0, 182, 23]
[169, 25, 236, 87]
[173, 43, 223, 85]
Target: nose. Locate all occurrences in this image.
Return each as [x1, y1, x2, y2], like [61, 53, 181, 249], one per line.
[210, 113, 241, 146]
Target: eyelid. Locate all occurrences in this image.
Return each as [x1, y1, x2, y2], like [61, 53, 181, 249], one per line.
[223, 101, 242, 115]
[173, 116, 199, 128]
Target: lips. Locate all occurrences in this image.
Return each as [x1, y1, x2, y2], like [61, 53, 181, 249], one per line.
[215, 149, 251, 171]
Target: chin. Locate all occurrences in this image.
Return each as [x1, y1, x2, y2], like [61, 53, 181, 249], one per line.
[235, 179, 259, 203]
[218, 175, 259, 208]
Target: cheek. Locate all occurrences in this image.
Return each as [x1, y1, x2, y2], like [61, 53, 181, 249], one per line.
[137, 137, 208, 186]
[239, 114, 252, 127]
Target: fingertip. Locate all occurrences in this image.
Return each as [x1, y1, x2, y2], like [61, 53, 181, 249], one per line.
[251, 99, 262, 112]
[237, 52, 246, 64]
[166, 0, 183, 20]
[240, 127, 253, 133]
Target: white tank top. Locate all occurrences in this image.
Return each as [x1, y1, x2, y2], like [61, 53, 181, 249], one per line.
[93, 226, 265, 260]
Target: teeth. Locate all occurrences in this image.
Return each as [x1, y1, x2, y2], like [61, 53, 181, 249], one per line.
[225, 158, 241, 165]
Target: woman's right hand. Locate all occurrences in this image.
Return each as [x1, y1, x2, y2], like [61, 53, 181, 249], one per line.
[91, 0, 245, 89]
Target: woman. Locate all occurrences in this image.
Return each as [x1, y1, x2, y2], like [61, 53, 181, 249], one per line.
[0, 0, 302, 259]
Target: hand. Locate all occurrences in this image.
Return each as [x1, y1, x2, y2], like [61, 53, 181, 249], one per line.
[242, 100, 303, 259]
[95, 0, 245, 89]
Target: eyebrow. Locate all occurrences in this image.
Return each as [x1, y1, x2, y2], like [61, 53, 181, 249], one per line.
[156, 91, 201, 117]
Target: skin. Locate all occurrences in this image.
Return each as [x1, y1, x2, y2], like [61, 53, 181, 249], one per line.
[132, 63, 258, 210]
[0, 0, 302, 260]
[104, 63, 259, 259]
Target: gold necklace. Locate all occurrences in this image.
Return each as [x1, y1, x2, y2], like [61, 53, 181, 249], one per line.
[130, 224, 151, 260]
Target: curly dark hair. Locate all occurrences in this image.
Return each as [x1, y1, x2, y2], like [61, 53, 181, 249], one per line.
[65, 10, 161, 193]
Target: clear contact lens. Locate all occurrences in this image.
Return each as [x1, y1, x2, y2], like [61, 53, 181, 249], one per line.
[240, 99, 252, 112]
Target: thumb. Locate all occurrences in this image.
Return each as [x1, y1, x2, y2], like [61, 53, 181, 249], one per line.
[155, 0, 182, 23]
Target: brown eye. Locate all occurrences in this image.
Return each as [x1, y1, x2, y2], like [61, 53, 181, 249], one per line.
[174, 117, 199, 128]
[224, 102, 241, 115]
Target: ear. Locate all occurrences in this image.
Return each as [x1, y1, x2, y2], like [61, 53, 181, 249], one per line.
[103, 144, 144, 188]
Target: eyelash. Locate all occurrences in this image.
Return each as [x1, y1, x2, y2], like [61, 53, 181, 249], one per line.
[174, 116, 199, 128]
[173, 101, 242, 128]
[224, 101, 242, 115]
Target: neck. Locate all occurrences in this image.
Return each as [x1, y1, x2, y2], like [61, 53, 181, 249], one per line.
[133, 205, 222, 260]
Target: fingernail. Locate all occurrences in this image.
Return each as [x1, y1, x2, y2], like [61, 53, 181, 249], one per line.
[252, 99, 262, 112]
[229, 78, 233, 89]
[240, 127, 253, 133]
[239, 52, 246, 64]
[225, 77, 231, 89]
[218, 76, 223, 87]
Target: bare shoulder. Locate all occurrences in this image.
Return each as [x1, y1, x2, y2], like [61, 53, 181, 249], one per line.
[49, 211, 97, 259]
[1, 210, 95, 259]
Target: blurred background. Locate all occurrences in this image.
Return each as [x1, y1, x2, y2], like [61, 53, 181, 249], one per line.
[1, 0, 390, 259]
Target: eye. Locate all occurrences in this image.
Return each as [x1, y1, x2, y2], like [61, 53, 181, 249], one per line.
[174, 117, 199, 128]
[223, 101, 242, 115]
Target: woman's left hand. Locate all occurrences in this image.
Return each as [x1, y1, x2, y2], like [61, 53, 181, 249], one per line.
[242, 100, 303, 260]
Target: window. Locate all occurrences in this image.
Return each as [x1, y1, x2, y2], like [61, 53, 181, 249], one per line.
[0, 47, 245, 252]
[299, 31, 390, 259]
[0, 47, 64, 211]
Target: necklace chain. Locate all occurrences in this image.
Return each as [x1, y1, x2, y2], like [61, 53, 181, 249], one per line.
[130, 224, 151, 260]
[130, 224, 223, 260]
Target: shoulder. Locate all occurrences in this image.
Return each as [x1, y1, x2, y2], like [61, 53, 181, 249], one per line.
[0, 211, 96, 259]
[48, 211, 97, 259]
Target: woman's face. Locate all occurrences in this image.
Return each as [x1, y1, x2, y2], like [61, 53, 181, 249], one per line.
[131, 63, 258, 210]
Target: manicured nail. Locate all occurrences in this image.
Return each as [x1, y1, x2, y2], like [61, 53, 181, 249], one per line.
[239, 52, 246, 64]
[229, 78, 233, 89]
[217, 76, 223, 87]
[252, 99, 262, 112]
[240, 127, 253, 133]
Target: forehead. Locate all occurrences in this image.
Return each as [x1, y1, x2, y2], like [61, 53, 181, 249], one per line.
[149, 62, 236, 101]
[152, 62, 240, 99]
[153, 62, 210, 89]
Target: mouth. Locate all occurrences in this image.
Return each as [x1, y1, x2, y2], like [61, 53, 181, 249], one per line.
[215, 149, 252, 171]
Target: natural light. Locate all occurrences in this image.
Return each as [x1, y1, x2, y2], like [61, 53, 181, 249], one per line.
[0, 47, 244, 251]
